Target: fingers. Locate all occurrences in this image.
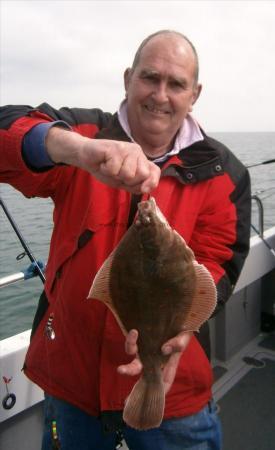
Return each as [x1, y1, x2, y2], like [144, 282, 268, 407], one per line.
[140, 161, 161, 194]
[161, 332, 193, 394]
[118, 330, 192, 389]
[117, 329, 142, 377]
[100, 143, 160, 193]
[117, 357, 143, 376]
[161, 331, 192, 355]
[83, 139, 160, 194]
[125, 329, 139, 355]
[103, 150, 149, 185]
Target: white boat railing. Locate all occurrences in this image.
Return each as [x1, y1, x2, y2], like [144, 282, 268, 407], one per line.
[0, 261, 46, 289]
[251, 194, 264, 237]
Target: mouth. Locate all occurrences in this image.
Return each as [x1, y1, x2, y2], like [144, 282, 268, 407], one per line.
[144, 104, 171, 116]
[136, 198, 155, 226]
[136, 197, 169, 228]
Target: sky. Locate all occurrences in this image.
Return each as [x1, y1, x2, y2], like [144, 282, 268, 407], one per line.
[0, 0, 274, 132]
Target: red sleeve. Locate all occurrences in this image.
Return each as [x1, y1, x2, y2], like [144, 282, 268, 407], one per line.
[0, 106, 103, 198]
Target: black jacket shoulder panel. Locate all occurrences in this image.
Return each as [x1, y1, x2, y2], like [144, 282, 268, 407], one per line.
[0, 104, 113, 130]
[0, 105, 33, 129]
[35, 103, 113, 129]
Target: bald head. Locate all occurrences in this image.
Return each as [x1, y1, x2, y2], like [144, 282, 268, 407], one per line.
[131, 30, 199, 85]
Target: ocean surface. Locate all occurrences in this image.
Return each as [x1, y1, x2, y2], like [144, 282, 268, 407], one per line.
[1, 132, 275, 340]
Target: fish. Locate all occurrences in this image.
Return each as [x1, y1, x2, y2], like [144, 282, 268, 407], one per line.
[88, 197, 217, 430]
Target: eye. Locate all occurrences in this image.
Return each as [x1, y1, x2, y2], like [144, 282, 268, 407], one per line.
[169, 80, 186, 90]
[140, 72, 160, 84]
[146, 75, 159, 84]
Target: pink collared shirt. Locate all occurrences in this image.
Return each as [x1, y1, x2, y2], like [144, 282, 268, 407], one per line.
[117, 100, 204, 163]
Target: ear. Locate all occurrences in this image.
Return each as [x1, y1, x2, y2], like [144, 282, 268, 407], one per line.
[124, 68, 132, 92]
[189, 83, 202, 112]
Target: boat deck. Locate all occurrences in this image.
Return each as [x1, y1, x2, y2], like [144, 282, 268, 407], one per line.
[213, 331, 275, 450]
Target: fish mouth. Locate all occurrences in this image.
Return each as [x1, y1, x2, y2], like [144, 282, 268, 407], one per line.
[136, 198, 169, 227]
[136, 198, 156, 226]
[138, 197, 157, 211]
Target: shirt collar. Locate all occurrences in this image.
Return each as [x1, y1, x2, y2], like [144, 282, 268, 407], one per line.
[117, 100, 204, 163]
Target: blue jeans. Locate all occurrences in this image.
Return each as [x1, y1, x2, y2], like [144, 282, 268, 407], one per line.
[42, 394, 222, 450]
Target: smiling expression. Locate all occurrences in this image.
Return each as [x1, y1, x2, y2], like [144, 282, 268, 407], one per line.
[124, 33, 202, 157]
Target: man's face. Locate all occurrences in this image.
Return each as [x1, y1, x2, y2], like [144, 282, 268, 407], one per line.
[124, 35, 202, 150]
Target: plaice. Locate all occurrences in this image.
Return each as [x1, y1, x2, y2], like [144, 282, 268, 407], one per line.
[88, 197, 217, 430]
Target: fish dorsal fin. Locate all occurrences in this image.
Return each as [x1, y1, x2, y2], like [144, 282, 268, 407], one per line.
[88, 250, 128, 335]
[183, 262, 217, 332]
[88, 250, 114, 304]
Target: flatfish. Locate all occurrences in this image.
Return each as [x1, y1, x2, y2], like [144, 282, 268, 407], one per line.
[89, 197, 217, 430]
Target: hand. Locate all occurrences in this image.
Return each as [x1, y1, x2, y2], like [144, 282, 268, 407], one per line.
[82, 138, 160, 194]
[46, 128, 160, 194]
[117, 329, 193, 394]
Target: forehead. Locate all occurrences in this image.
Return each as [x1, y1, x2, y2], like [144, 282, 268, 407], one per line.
[136, 35, 196, 79]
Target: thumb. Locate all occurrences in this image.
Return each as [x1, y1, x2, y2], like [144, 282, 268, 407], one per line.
[162, 331, 193, 355]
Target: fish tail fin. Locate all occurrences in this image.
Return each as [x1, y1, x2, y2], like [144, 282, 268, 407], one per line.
[123, 371, 165, 430]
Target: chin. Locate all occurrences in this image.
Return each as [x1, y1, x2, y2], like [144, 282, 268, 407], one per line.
[141, 116, 170, 130]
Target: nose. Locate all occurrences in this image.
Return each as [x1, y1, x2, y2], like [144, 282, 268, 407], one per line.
[151, 81, 168, 103]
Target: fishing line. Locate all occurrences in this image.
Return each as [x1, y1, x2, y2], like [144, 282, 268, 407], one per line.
[246, 158, 275, 169]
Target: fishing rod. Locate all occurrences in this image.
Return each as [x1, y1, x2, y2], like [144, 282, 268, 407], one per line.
[0, 196, 45, 284]
[246, 158, 275, 169]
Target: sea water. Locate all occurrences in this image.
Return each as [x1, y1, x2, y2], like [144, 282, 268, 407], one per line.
[0, 132, 275, 339]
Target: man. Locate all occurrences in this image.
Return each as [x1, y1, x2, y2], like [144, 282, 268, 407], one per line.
[0, 30, 251, 449]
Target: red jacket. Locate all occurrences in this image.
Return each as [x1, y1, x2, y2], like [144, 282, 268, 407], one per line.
[0, 104, 251, 418]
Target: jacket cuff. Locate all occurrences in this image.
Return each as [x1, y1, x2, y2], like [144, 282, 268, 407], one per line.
[22, 121, 71, 171]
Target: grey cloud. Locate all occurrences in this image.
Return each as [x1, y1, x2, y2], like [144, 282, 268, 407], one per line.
[1, 0, 275, 131]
